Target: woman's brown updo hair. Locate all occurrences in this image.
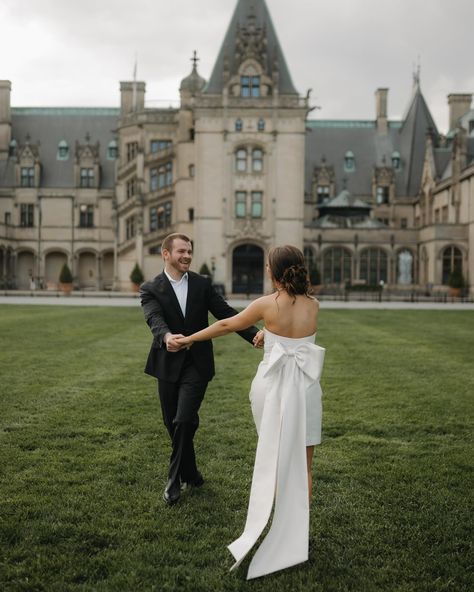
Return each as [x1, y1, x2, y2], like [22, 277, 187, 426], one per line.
[268, 245, 312, 299]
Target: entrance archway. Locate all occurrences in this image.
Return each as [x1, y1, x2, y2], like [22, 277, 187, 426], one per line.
[232, 244, 264, 294]
[45, 251, 67, 289]
[17, 251, 35, 289]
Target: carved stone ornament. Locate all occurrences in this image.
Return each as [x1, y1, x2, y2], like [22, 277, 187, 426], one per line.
[235, 15, 268, 71]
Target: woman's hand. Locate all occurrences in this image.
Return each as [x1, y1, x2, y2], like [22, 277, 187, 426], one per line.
[253, 329, 265, 348]
[175, 335, 193, 349]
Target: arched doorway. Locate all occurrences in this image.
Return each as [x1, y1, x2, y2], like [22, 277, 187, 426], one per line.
[17, 251, 35, 289]
[397, 249, 414, 285]
[441, 246, 462, 284]
[102, 251, 114, 290]
[45, 251, 67, 289]
[77, 252, 96, 289]
[359, 247, 388, 285]
[232, 244, 264, 294]
[323, 247, 352, 284]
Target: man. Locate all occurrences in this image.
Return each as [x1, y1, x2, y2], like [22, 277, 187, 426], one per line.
[140, 233, 260, 505]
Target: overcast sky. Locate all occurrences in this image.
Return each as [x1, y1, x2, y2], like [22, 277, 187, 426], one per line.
[1, 0, 472, 132]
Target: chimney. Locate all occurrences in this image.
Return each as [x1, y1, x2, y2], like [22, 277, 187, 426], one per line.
[120, 81, 146, 116]
[448, 93, 472, 130]
[0, 80, 12, 157]
[375, 88, 388, 134]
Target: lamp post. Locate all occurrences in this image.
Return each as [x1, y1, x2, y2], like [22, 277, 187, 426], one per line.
[211, 256, 216, 281]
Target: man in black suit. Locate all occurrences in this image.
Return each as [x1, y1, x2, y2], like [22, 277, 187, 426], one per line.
[140, 233, 260, 505]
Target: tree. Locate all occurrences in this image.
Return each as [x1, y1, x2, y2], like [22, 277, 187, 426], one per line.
[448, 268, 465, 289]
[59, 263, 73, 284]
[130, 263, 145, 286]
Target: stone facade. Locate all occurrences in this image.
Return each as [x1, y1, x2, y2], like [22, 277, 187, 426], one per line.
[0, 0, 473, 296]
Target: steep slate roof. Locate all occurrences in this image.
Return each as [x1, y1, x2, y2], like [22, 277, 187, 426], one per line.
[0, 108, 119, 189]
[204, 0, 298, 95]
[305, 83, 439, 199]
[399, 82, 439, 195]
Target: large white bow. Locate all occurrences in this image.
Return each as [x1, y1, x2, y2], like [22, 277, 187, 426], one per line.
[263, 341, 325, 383]
[228, 340, 325, 579]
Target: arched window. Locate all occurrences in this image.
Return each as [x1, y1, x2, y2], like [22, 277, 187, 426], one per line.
[252, 148, 263, 172]
[397, 249, 413, 284]
[258, 118, 265, 132]
[344, 150, 355, 172]
[57, 140, 69, 160]
[303, 246, 314, 269]
[392, 151, 401, 170]
[442, 246, 462, 284]
[235, 118, 243, 132]
[107, 140, 118, 159]
[323, 248, 352, 284]
[236, 148, 247, 172]
[359, 248, 387, 285]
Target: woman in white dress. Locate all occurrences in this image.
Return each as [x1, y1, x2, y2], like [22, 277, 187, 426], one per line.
[176, 245, 325, 579]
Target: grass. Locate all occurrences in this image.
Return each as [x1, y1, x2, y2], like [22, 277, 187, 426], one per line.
[0, 305, 473, 592]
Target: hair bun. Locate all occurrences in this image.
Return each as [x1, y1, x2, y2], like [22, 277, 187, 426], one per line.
[281, 264, 309, 296]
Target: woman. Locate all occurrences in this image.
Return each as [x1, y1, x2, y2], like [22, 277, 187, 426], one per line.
[176, 245, 325, 579]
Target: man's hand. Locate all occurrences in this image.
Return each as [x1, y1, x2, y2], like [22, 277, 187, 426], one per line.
[164, 333, 186, 352]
[253, 329, 264, 348]
[175, 335, 192, 349]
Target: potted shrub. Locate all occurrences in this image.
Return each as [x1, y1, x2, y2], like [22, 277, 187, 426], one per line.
[59, 263, 73, 294]
[199, 263, 211, 277]
[447, 268, 465, 297]
[130, 263, 144, 292]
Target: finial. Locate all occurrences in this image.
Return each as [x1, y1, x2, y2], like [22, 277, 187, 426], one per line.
[85, 132, 90, 143]
[191, 50, 199, 71]
[25, 133, 31, 143]
[413, 56, 421, 87]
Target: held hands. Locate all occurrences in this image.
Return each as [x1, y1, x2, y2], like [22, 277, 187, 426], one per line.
[175, 335, 192, 349]
[164, 333, 188, 352]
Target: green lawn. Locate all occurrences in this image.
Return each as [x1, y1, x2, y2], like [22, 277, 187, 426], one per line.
[0, 305, 472, 592]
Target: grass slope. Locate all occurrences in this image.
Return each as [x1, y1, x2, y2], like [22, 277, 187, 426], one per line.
[0, 306, 472, 591]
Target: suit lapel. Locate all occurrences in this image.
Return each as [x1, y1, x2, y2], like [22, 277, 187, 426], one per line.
[154, 272, 185, 320]
[185, 272, 198, 319]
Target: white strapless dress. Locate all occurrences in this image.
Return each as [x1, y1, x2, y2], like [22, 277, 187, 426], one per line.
[227, 328, 325, 579]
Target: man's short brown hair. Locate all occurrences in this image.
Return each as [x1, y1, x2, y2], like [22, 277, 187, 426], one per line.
[161, 233, 192, 254]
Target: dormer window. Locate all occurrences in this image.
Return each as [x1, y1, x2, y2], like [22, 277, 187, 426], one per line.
[235, 118, 243, 132]
[57, 140, 69, 160]
[344, 150, 355, 172]
[258, 118, 265, 132]
[469, 120, 474, 134]
[80, 168, 94, 188]
[107, 140, 118, 160]
[241, 75, 260, 98]
[391, 151, 401, 171]
[376, 186, 389, 205]
[20, 167, 35, 187]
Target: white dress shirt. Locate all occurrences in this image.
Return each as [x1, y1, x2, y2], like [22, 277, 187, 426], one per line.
[164, 270, 188, 317]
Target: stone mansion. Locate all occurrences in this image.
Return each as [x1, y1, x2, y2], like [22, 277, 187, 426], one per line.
[0, 0, 473, 296]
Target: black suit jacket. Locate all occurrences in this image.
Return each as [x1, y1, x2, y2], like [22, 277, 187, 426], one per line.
[140, 271, 258, 382]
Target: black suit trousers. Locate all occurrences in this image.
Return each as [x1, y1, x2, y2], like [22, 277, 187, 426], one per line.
[158, 351, 208, 483]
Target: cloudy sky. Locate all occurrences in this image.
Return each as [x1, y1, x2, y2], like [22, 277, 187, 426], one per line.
[1, 0, 472, 132]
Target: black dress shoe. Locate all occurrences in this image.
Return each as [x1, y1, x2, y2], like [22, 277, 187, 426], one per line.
[163, 479, 181, 505]
[182, 471, 204, 488]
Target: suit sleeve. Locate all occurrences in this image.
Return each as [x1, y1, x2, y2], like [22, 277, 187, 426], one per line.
[139, 282, 170, 348]
[207, 280, 258, 345]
